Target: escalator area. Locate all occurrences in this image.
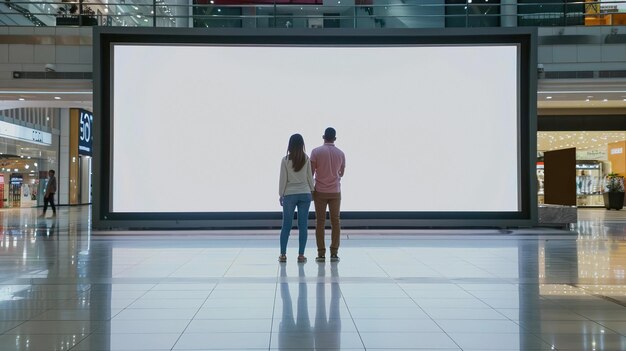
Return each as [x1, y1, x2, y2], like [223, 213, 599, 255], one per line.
[0, 1, 47, 26]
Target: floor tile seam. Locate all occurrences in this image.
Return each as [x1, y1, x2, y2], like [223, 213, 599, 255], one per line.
[64, 327, 95, 351]
[334, 283, 367, 350]
[393, 283, 465, 350]
[108, 283, 159, 323]
[0, 319, 29, 336]
[594, 320, 626, 337]
[456, 258, 504, 284]
[163, 252, 211, 287]
[268, 264, 281, 351]
[373, 246, 447, 278]
[510, 321, 578, 349]
[569, 283, 626, 309]
[220, 246, 245, 280]
[111, 253, 157, 277]
[525, 329, 604, 351]
[169, 282, 220, 351]
[366, 249, 463, 351]
[454, 282, 527, 328]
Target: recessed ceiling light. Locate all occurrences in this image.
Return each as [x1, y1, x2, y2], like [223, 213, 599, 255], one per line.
[603, 99, 608, 102]
[18, 98, 24, 101]
[546, 96, 552, 99]
[54, 96, 61, 100]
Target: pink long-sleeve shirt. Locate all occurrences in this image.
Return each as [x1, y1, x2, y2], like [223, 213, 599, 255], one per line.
[310, 143, 346, 193]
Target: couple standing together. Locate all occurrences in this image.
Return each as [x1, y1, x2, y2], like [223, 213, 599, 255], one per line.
[278, 127, 345, 263]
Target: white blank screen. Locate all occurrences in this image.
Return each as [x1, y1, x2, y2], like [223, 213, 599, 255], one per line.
[112, 44, 519, 212]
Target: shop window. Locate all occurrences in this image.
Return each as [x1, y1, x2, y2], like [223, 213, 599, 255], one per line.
[193, 2, 243, 28]
[445, 0, 500, 27]
[518, 0, 583, 26]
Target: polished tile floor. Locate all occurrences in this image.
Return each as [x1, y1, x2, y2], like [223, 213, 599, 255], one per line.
[0, 207, 626, 350]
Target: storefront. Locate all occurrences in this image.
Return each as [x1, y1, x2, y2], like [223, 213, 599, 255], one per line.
[537, 131, 626, 207]
[0, 119, 58, 208]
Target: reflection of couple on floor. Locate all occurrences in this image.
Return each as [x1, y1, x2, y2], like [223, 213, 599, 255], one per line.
[278, 263, 341, 350]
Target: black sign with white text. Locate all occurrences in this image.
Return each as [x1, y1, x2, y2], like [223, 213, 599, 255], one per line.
[78, 110, 93, 156]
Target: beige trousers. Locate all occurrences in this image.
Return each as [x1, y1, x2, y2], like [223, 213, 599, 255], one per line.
[313, 191, 341, 257]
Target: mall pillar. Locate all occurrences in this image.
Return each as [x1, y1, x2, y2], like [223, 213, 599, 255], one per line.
[501, 0, 517, 27]
[608, 140, 626, 175]
[59, 108, 70, 206]
[69, 109, 80, 205]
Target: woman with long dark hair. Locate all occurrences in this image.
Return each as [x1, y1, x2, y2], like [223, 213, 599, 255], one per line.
[278, 134, 314, 263]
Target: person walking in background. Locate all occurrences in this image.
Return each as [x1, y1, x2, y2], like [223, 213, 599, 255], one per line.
[41, 169, 57, 217]
[311, 127, 345, 262]
[279, 134, 315, 263]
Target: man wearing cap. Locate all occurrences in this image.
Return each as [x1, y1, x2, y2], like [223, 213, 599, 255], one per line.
[310, 127, 346, 262]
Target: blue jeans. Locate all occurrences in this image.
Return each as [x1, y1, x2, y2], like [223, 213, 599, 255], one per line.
[280, 193, 312, 255]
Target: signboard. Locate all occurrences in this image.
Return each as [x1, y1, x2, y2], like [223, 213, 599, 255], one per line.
[78, 109, 93, 156]
[0, 121, 52, 146]
[601, 0, 626, 13]
[10, 174, 23, 185]
[577, 148, 608, 160]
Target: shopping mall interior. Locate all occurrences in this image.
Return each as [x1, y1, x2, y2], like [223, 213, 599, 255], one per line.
[2, 1, 626, 350]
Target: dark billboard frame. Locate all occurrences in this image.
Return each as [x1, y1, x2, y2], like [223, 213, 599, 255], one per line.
[93, 27, 537, 229]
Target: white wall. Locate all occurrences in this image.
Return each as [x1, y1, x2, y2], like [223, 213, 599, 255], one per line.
[0, 26, 92, 91]
[538, 26, 626, 72]
[2, 25, 626, 86]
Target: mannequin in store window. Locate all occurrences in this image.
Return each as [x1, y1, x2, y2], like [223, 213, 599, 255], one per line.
[40, 170, 57, 218]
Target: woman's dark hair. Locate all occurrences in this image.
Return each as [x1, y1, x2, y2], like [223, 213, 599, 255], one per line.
[287, 134, 307, 172]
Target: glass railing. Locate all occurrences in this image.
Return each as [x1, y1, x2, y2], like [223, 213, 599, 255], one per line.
[0, 1, 625, 28]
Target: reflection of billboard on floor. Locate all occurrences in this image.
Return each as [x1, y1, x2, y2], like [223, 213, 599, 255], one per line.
[94, 28, 537, 228]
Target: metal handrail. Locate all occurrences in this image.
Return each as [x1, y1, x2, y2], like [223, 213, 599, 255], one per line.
[3, 1, 47, 26]
[0, 0, 624, 28]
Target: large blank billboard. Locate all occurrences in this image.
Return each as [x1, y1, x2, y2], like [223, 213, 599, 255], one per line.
[94, 28, 536, 228]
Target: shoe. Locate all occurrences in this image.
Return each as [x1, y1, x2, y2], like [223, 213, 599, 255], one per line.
[330, 254, 340, 262]
[297, 255, 307, 263]
[315, 256, 325, 262]
[278, 255, 287, 263]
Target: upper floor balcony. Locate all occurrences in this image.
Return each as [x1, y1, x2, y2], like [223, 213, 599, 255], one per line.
[1, 1, 626, 29]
